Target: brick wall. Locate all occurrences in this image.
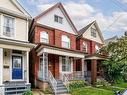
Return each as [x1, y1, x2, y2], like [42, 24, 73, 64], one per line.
[34, 26, 76, 50]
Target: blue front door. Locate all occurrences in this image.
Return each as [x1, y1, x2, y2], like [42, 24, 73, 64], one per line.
[12, 56, 23, 80]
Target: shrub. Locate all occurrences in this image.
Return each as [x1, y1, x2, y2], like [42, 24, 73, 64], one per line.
[95, 79, 110, 87]
[69, 80, 86, 90]
[22, 90, 33, 95]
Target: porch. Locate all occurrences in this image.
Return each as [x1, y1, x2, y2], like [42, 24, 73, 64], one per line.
[0, 38, 34, 95]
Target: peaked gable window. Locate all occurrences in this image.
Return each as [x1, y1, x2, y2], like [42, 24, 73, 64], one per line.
[91, 28, 96, 37]
[3, 16, 14, 37]
[40, 31, 49, 43]
[62, 35, 70, 48]
[54, 15, 63, 24]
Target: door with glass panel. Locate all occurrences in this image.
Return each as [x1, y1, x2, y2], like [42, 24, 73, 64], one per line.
[12, 56, 23, 80]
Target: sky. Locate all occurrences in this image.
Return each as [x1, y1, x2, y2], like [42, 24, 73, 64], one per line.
[18, 0, 127, 39]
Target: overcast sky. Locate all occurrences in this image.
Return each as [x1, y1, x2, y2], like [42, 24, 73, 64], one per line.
[18, 0, 127, 39]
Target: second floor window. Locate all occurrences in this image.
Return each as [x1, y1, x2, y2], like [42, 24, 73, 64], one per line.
[95, 44, 100, 51]
[91, 28, 96, 37]
[54, 15, 63, 24]
[83, 42, 88, 52]
[3, 16, 14, 37]
[40, 31, 49, 43]
[62, 35, 70, 48]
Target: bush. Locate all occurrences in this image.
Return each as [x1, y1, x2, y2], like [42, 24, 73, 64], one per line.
[95, 79, 111, 87]
[22, 90, 33, 95]
[69, 80, 86, 90]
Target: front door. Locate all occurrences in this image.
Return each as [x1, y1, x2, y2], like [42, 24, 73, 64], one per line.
[12, 56, 23, 80]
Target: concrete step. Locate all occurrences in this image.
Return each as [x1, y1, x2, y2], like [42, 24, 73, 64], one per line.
[56, 89, 68, 94]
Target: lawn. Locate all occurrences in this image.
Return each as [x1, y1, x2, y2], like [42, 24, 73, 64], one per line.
[70, 86, 114, 95]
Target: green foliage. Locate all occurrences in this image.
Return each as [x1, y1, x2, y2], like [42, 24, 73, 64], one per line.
[69, 80, 86, 90]
[41, 88, 52, 94]
[22, 90, 33, 95]
[95, 79, 110, 86]
[99, 36, 127, 83]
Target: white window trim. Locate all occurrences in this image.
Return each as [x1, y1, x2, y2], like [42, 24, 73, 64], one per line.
[10, 50, 24, 81]
[62, 35, 70, 48]
[83, 42, 88, 52]
[59, 57, 73, 74]
[1, 14, 16, 39]
[40, 31, 49, 43]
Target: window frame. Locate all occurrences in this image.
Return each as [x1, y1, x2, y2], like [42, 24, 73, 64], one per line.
[40, 31, 49, 43]
[3, 15, 15, 38]
[91, 28, 96, 37]
[54, 15, 63, 24]
[83, 42, 88, 52]
[62, 35, 70, 48]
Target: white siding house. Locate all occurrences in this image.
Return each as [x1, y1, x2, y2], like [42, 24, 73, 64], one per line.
[0, 0, 34, 95]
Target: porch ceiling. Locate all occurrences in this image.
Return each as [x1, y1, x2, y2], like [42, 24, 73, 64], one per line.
[36, 44, 85, 58]
[85, 54, 106, 60]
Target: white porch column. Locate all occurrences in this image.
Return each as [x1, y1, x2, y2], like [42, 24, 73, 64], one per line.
[0, 48, 3, 85]
[42, 53, 45, 80]
[26, 51, 29, 83]
[82, 59, 85, 77]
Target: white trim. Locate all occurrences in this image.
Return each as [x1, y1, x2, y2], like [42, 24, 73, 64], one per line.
[59, 57, 73, 75]
[37, 48, 84, 58]
[0, 48, 3, 85]
[26, 51, 29, 83]
[2, 14, 16, 39]
[10, 50, 24, 81]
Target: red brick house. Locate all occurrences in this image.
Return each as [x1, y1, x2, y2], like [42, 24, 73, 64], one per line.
[76, 21, 105, 83]
[29, 3, 85, 94]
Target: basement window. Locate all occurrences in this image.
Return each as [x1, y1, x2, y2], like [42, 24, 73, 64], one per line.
[54, 15, 63, 24]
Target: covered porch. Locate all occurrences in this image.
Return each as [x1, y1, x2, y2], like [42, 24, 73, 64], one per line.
[0, 38, 34, 95]
[36, 44, 85, 81]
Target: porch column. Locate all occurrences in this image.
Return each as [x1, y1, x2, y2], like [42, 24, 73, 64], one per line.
[0, 48, 3, 85]
[26, 51, 29, 83]
[42, 53, 45, 80]
[81, 59, 84, 77]
[91, 59, 97, 84]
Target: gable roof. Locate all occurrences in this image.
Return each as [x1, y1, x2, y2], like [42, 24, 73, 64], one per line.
[34, 2, 77, 34]
[77, 20, 104, 44]
[11, 0, 31, 17]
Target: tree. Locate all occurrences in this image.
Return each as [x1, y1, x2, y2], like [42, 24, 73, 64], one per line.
[99, 36, 127, 83]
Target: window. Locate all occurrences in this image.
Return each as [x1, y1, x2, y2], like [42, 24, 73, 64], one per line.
[95, 44, 100, 51]
[62, 57, 71, 72]
[91, 28, 96, 37]
[40, 31, 49, 43]
[3, 16, 14, 37]
[83, 42, 88, 52]
[54, 15, 63, 24]
[62, 35, 70, 48]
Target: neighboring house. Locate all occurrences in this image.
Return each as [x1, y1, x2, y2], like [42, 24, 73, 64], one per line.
[29, 3, 85, 94]
[76, 21, 105, 83]
[104, 36, 118, 45]
[0, 0, 34, 95]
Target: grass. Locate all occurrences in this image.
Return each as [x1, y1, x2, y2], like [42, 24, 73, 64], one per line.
[70, 86, 114, 95]
[113, 82, 127, 88]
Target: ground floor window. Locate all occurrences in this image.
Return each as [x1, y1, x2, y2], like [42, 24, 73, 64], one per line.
[62, 57, 71, 72]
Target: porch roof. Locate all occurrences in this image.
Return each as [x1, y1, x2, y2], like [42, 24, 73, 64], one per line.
[0, 37, 35, 51]
[85, 54, 106, 60]
[35, 43, 85, 58]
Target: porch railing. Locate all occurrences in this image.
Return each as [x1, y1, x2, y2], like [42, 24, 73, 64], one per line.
[48, 71, 57, 95]
[62, 74, 70, 92]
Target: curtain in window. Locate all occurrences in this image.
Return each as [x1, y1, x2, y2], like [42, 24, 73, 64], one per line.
[40, 32, 49, 43]
[62, 35, 70, 48]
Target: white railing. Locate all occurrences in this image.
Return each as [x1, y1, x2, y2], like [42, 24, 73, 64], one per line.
[62, 74, 70, 92]
[48, 71, 57, 95]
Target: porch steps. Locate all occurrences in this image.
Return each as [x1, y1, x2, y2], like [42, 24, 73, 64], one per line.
[56, 80, 68, 94]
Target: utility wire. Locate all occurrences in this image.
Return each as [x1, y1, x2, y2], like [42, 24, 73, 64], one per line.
[103, 0, 126, 32]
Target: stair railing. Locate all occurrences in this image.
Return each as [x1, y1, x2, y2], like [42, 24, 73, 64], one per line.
[62, 74, 70, 92]
[48, 71, 57, 95]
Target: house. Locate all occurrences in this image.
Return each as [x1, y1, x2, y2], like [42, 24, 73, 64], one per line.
[29, 3, 85, 94]
[0, 0, 34, 95]
[105, 36, 118, 45]
[76, 21, 105, 83]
